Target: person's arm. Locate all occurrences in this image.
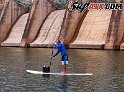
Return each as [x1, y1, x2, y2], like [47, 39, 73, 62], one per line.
[53, 50, 60, 57]
[54, 44, 62, 48]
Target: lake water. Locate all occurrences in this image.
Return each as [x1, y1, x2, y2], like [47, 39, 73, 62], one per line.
[0, 47, 124, 92]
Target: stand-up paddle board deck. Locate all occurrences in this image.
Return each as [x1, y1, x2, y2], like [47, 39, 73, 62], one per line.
[26, 70, 93, 76]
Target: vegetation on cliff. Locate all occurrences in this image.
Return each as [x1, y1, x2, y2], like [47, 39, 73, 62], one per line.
[50, 0, 67, 9]
[14, 0, 32, 12]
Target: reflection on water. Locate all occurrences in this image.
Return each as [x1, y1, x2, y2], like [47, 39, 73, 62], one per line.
[0, 47, 124, 92]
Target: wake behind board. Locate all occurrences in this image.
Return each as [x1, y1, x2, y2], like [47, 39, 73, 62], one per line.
[26, 70, 93, 76]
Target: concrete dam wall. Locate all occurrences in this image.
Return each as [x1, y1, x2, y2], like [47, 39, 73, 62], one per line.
[1, 13, 29, 46]
[0, 0, 26, 43]
[20, 0, 56, 46]
[0, 0, 4, 14]
[0, 0, 5, 4]
[30, 10, 66, 47]
[70, 10, 112, 49]
[0, 0, 124, 50]
[118, 6, 124, 50]
[0, 4, 3, 14]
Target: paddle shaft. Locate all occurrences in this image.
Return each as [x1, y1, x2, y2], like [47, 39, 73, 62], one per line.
[50, 50, 53, 66]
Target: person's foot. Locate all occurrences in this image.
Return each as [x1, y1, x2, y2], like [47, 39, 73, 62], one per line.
[61, 71, 66, 75]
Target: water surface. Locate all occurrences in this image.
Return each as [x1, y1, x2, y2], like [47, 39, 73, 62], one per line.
[0, 47, 124, 92]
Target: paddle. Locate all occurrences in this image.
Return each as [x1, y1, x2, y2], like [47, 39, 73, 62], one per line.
[50, 50, 53, 66]
[49, 41, 57, 66]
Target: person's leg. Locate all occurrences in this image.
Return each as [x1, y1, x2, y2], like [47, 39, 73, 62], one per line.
[63, 64, 66, 74]
[63, 55, 67, 74]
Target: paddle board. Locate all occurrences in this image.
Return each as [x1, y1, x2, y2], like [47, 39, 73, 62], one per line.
[26, 70, 93, 76]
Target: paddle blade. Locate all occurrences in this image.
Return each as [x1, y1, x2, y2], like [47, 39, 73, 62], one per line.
[26, 70, 43, 74]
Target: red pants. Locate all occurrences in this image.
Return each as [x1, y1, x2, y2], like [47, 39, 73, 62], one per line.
[63, 65, 67, 73]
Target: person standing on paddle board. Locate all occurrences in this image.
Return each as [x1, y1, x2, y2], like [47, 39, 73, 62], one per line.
[52, 40, 68, 74]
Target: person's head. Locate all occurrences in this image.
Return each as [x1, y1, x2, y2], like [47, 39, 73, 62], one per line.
[57, 40, 61, 44]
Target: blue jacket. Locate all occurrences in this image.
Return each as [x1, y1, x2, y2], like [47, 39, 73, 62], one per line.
[53, 44, 68, 57]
